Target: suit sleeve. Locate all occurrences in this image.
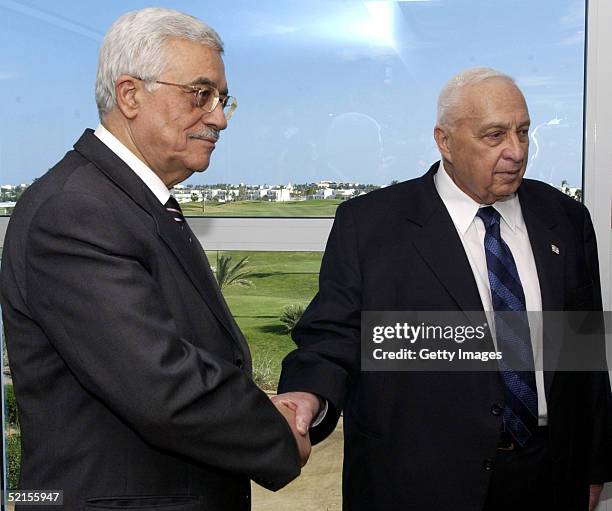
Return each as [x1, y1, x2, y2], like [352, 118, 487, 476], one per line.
[580, 206, 612, 483]
[278, 201, 362, 444]
[24, 192, 300, 490]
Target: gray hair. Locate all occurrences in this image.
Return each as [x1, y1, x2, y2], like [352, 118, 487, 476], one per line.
[437, 67, 516, 127]
[95, 7, 224, 119]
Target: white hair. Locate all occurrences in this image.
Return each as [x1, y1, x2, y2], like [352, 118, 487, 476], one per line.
[95, 7, 224, 119]
[437, 67, 517, 127]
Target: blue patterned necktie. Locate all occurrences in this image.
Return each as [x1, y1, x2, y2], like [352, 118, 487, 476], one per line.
[476, 206, 537, 447]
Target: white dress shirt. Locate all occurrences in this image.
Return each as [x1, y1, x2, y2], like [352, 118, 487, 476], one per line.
[434, 161, 547, 424]
[94, 124, 170, 205]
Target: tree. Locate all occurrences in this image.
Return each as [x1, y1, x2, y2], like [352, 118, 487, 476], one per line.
[214, 254, 254, 290]
[573, 188, 582, 202]
[560, 179, 568, 193]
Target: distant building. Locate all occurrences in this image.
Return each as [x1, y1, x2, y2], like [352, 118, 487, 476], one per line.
[314, 188, 334, 200]
[0, 201, 17, 215]
[172, 190, 202, 203]
[246, 186, 270, 200]
[332, 189, 355, 200]
[202, 189, 220, 200]
[267, 188, 291, 202]
[557, 182, 582, 202]
[215, 189, 239, 202]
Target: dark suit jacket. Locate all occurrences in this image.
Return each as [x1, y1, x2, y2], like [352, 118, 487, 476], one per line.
[0, 130, 300, 511]
[279, 163, 609, 510]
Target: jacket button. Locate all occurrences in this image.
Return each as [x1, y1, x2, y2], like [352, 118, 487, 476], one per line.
[491, 404, 503, 416]
[483, 458, 494, 471]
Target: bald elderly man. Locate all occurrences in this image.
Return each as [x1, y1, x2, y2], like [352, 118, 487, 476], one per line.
[274, 67, 609, 510]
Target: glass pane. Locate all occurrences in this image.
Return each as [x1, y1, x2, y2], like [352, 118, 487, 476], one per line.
[0, 0, 586, 218]
[207, 250, 322, 387]
[207, 250, 341, 509]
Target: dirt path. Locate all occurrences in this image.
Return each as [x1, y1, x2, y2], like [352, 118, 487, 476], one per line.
[252, 418, 343, 510]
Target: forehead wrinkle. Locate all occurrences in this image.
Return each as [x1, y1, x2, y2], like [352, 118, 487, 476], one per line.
[462, 100, 529, 132]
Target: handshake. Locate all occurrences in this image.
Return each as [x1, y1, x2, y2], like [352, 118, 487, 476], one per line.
[271, 391, 322, 467]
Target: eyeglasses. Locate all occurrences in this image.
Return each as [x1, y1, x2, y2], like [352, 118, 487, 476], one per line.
[152, 80, 237, 120]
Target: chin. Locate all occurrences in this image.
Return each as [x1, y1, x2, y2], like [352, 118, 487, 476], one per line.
[489, 186, 519, 202]
[186, 158, 211, 173]
[494, 176, 522, 193]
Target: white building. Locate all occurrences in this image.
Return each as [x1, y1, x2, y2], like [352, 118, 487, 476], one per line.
[0, 201, 16, 215]
[332, 189, 355, 200]
[246, 187, 270, 200]
[267, 188, 292, 202]
[212, 189, 239, 202]
[314, 188, 334, 200]
[172, 190, 202, 203]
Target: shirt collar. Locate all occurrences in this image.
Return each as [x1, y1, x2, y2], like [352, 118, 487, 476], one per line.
[93, 124, 170, 205]
[434, 160, 521, 234]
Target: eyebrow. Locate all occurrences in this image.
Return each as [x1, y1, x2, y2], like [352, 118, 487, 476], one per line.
[479, 120, 531, 132]
[189, 76, 229, 95]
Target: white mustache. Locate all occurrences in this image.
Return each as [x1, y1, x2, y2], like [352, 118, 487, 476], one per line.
[188, 127, 220, 142]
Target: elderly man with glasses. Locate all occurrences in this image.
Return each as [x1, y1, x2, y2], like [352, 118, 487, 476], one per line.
[1, 7, 307, 511]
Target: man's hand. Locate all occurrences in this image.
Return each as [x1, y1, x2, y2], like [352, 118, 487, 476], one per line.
[273, 400, 311, 467]
[272, 391, 321, 435]
[589, 484, 603, 511]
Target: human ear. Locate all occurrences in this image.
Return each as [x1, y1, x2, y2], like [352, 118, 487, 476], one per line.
[114, 75, 141, 120]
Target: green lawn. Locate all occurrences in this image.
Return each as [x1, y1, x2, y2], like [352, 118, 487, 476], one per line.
[183, 199, 341, 217]
[207, 251, 323, 389]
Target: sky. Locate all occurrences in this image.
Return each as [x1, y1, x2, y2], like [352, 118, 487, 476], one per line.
[0, 0, 586, 187]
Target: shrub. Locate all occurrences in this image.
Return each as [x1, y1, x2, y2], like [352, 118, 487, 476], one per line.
[252, 355, 276, 392]
[279, 304, 305, 334]
[7, 433, 21, 489]
[5, 383, 19, 426]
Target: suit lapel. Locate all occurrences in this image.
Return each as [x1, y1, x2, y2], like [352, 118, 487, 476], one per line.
[518, 182, 566, 396]
[74, 129, 240, 345]
[144, 192, 239, 339]
[403, 164, 487, 329]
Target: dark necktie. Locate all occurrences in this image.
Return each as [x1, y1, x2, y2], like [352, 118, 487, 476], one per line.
[476, 206, 538, 446]
[165, 196, 185, 223]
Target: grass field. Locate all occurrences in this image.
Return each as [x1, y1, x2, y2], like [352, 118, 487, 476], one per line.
[207, 250, 323, 388]
[183, 199, 341, 217]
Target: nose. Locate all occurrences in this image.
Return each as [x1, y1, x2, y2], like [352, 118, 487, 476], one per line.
[204, 100, 228, 131]
[502, 132, 526, 162]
